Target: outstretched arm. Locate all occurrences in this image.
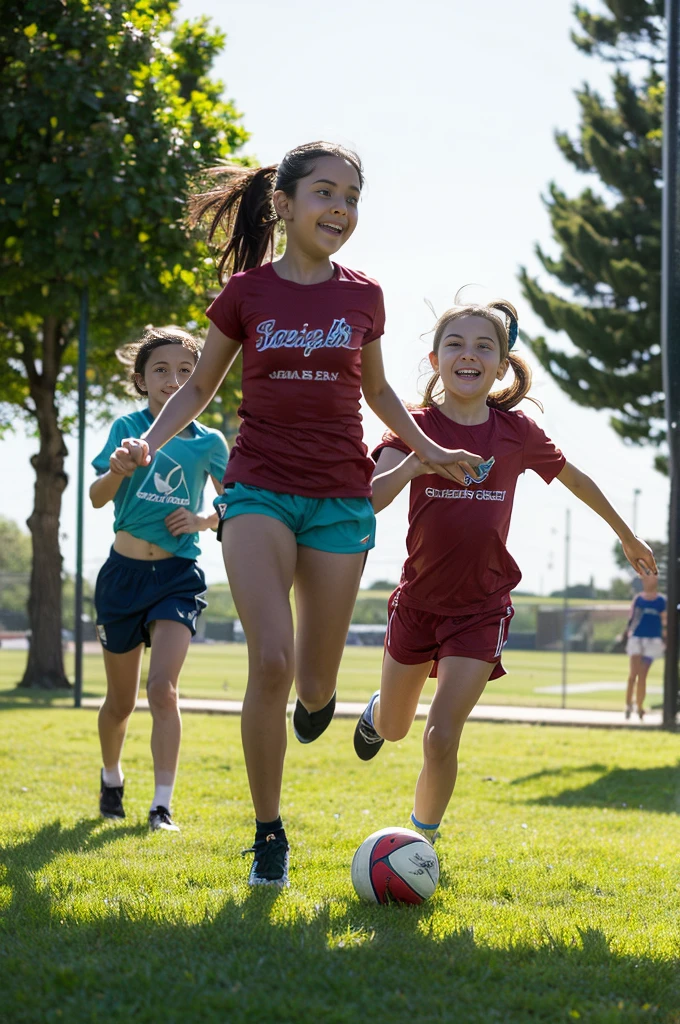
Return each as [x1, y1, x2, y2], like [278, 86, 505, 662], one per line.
[120, 323, 242, 469]
[371, 448, 430, 513]
[557, 461, 657, 575]
[361, 339, 482, 485]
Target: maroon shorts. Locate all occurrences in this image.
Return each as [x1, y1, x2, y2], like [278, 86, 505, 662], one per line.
[385, 591, 514, 679]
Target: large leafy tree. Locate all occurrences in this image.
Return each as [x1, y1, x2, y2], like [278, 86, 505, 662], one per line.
[519, 1, 667, 468]
[0, 0, 247, 688]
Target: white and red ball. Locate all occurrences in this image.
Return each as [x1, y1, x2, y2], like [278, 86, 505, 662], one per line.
[351, 827, 440, 905]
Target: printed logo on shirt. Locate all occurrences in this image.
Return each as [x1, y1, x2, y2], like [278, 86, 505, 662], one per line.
[268, 369, 340, 381]
[137, 450, 191, 507]
[255, 318, 355, 357]
[425, 487, 507, 502]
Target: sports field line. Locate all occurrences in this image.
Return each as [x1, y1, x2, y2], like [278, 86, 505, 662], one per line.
[79, 697, 663, 729]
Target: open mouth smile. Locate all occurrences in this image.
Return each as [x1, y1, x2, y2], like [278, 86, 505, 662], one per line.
[318, 221, 344, 237]
[455, 368, 482, 379]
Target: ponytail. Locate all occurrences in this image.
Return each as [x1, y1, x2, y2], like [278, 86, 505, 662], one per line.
[487, 351, 540, 412]
[189, 165, 279, 283]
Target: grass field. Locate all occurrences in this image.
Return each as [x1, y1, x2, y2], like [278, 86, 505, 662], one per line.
[1, 707, 679, 1022]
[0, 644, 663, 712]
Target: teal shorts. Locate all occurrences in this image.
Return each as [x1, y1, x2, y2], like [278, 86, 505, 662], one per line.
[214, 482, 376, 554]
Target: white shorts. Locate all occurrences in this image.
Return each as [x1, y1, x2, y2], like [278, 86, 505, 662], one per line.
[627, 635, 664, 661]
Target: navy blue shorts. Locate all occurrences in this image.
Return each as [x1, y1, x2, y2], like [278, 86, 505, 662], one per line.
[94, 549, 207, 655]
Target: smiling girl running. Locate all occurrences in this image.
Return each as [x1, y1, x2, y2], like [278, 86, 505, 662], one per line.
[353, 298, 656, 847]
[116, 142, 482, 886]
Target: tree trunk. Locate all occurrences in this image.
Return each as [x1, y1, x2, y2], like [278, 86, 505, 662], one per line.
[19, 318, 71, 689]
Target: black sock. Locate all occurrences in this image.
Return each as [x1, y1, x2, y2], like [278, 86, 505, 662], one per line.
[255, 816, 285, 843]
[306, 692, 336, 719]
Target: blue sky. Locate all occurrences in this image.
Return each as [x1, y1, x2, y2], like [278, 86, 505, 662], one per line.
[0, 0, 667, 594]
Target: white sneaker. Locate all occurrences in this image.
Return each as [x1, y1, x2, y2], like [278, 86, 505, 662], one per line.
[149, 806, 180, 832]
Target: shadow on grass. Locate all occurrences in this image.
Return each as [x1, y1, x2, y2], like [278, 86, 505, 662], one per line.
[0, 685, 77, 709]
[514, 762, 680, 815]
[0, 834, 678, 1023]
[0, 819, 148, 925]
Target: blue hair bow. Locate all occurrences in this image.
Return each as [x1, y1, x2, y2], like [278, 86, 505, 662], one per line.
[508, 318, 518, 350]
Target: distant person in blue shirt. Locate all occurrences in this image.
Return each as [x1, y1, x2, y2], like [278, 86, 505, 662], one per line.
[625, 573, 666, 721]
[90, 327, 228, 831]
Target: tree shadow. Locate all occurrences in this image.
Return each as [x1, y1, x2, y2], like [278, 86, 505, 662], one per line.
[1, 852, 678, 1022]
[0, 818, 147, 925]
[0, 685, 77, 708]
[514, 762, 680, 815]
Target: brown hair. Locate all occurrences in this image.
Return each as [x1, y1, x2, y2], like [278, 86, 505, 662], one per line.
[189, 141, 364, 284]
[116, 326, 201, 397]
[421, 299, 541, 413]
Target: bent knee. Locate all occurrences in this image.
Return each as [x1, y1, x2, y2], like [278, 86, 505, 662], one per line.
[423, 724, 461, 762]
[146, 677, 179, 713]
[102, 694, 136, 721]
[377, 708, 411, 743]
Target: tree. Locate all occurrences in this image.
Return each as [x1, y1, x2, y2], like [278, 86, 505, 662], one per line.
[0, 1, 247, 687]
[0, 516, 32, 619]
[519, 1, 668, 470]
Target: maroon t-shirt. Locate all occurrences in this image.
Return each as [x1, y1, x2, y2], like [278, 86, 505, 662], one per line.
[373, 405, 566, 615]
[206, 261, 385, 498]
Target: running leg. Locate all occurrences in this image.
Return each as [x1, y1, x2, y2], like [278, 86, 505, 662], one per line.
[413, 656, 493, 829]
[145, 618, 193, 824]
[222, 514, 297, 823]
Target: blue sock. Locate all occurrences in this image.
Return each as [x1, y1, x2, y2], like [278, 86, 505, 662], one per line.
[411, 812, 440, 834]
[365, 691, 380, 729]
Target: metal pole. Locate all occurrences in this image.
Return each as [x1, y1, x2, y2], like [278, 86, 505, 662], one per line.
[561, 508, 571, 710]
[632, 488, 641, 536]
[662, 0, 680, 730]
[74, 286, 88, 708]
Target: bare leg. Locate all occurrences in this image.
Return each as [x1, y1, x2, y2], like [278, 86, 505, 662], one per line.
[636, 658, 651, 715]
[98, 644, 144, 775]
[413, 656, 493, 827]
[294, 546, 366, 711]
[626, 655, 640, 708]
[146, 619, 192, 804]
[222, 515, 297, 823]
[372, 650, 432, 741]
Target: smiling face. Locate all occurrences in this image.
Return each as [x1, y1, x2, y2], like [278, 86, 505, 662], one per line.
[134, 343, 197, 415]
[273, 154, 361, 259]
[430, 315, 509, 404]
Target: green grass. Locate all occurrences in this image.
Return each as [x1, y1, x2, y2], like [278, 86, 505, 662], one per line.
[1, 708, 679, 1022]
[0, 645, 663, 711]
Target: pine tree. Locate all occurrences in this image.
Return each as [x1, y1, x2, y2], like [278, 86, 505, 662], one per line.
[519, 1, 667, 468]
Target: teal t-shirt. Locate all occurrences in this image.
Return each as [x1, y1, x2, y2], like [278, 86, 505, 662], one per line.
[92, 406, 229, 560]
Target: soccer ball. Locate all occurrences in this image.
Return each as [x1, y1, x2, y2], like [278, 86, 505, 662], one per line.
[351, 827, 440, 904]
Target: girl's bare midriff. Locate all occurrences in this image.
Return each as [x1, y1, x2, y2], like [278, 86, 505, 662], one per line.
[113, 530, 174, 560]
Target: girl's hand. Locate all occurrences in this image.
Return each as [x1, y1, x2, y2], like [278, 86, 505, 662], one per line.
[417, 444, 483, 486]
[109, 446, 138, 477]
[120, 437, 153, 467]
[164, 509, 202, 536]
[621, 535, 657, 576]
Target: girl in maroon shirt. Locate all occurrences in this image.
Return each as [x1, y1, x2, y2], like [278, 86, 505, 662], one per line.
[117, 142, 483, 887]
[354, 298, 657, 847]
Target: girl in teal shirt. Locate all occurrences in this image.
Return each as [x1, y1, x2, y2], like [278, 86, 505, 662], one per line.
[91, 326, 228, 831]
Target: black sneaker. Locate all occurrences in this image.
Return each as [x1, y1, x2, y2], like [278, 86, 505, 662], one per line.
[243, 832, 290, 887]
[99, 770, 125, 820]
[353, 691, 384, 761]
[149, 806, 180, 832]
[293, 692, 336, 744]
